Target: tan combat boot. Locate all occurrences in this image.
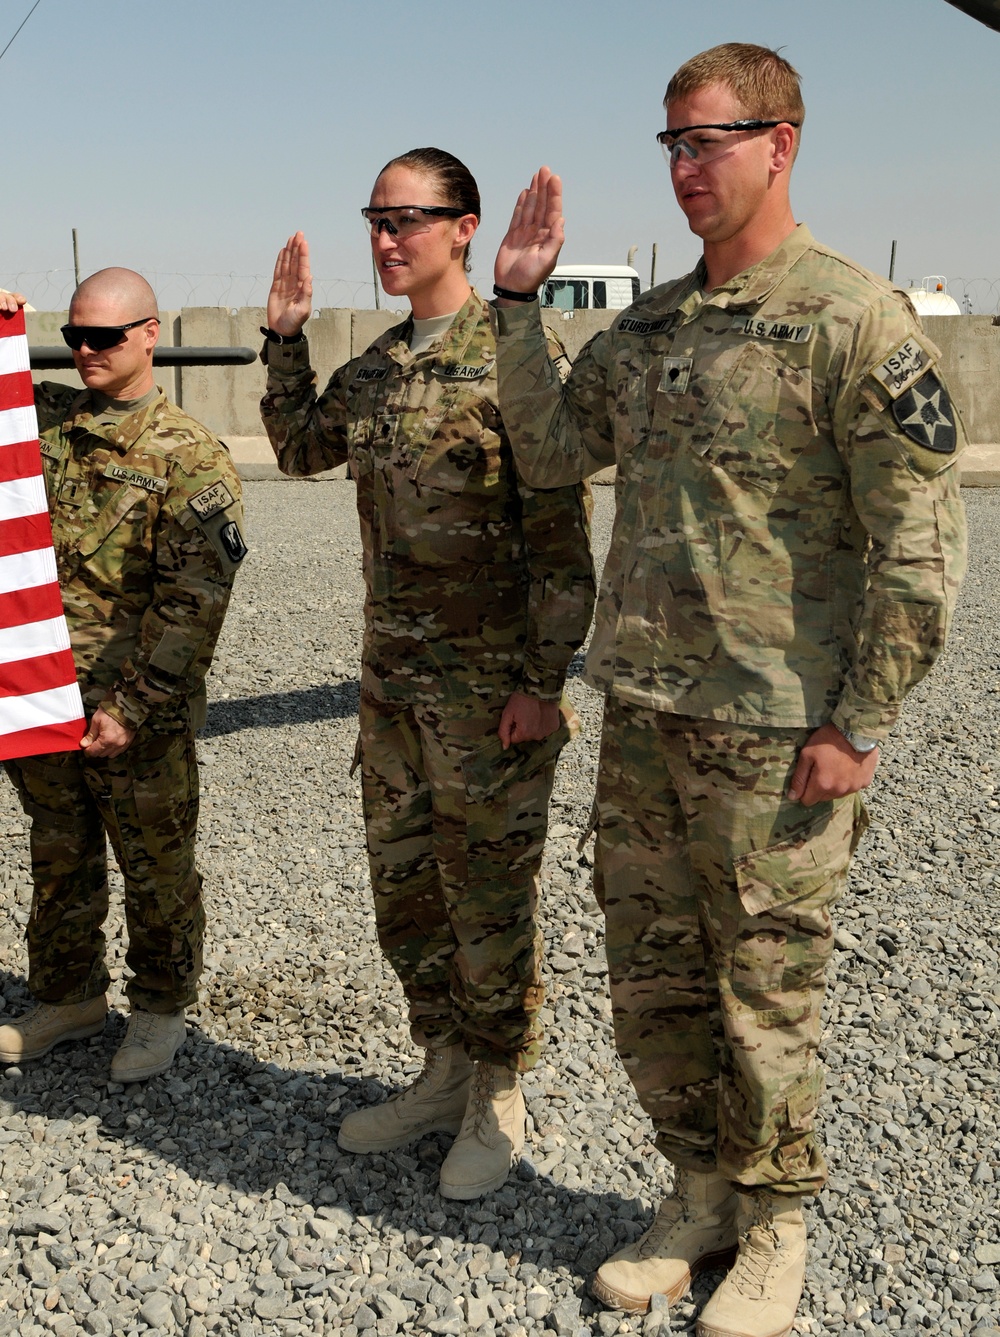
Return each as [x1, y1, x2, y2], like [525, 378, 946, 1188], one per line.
[338, 1044, 474, 1153]
[592, 1168, 739, 1312]
[438, 1061, 525, 1199]
[110, 1009, 186, 1083]
[696, 1193, 807, 1337]
[0, 996, 108, 1063]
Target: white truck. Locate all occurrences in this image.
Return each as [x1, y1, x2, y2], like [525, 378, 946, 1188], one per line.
[539, 264, 641, 311]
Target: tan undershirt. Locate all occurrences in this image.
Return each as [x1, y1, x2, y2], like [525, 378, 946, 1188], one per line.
[90, 385, 159, 426]
[409, 311, 460, 356]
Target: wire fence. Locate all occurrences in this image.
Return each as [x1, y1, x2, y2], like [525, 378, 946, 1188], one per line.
[948, 277, 1000, 317]
[4, 268, 492, 313]
[7, 268, 1000, 316]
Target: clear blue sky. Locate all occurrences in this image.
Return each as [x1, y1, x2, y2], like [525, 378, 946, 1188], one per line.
[3, 0, 998, 312]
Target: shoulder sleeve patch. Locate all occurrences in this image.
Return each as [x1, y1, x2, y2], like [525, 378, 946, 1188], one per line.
[891, 370, 957, 456]
[219, 519, 248, 564]
[866, 334, 936, 400]
[188, 480, 236, 521]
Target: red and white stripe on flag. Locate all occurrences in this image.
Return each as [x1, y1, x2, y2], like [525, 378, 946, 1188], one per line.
[0, 307, 86, 761]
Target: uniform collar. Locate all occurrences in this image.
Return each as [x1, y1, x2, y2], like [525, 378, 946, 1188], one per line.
[698, 223, 816, 310]
[65, 386, 170, 452]
[382, 289, 491, 369]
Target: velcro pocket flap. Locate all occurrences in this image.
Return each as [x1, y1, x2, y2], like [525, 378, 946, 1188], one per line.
[734, 797, 866, 917]
[462, 720, 572, 805]
[76, 485, 145, 557]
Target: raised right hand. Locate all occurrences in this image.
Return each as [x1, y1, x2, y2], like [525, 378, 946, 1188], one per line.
[494, 166, 565, 298]
[267, 232, 313, 336]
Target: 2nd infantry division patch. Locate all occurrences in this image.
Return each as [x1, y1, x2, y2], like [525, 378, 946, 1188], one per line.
[891, 370, 956, 454]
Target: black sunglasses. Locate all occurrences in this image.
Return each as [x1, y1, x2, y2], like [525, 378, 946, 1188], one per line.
[60, 316, 159, 351]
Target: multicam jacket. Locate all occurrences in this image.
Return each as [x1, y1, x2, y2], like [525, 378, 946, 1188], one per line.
[260, 292, 594, 706]
[35, 384, 246, 733]
[493, 225, 967, 739]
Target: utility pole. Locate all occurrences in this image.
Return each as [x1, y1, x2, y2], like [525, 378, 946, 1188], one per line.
[888, 239, 897, 284]
[72, 228, 80, 288]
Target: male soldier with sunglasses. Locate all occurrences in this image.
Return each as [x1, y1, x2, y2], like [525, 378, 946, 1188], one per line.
[0, 269, 246, 1082]
[491, 42, 966, 1337]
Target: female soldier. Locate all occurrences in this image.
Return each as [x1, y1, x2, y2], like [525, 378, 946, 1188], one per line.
[260, 148, 593, 1199]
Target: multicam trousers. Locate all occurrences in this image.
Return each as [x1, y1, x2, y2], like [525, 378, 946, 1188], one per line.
[4, 731, 205, 1014]
[594, 696, 868, 1197]
[359, 691, 574, 1072]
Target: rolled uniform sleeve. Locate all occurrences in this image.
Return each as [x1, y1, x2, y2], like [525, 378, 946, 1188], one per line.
[102, 453, 246, 731]
[492, 302, 617, 487]
[260, 338, 351, 476]
[829, 298, 968, 739]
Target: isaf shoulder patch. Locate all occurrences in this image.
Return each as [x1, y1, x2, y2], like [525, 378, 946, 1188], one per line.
[188, 480, 236, 521]
[891, 370, 956, 455]
[868, 335, 934, 400]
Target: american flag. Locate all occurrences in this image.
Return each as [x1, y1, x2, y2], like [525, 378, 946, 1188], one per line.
[0, 307, 85, 761]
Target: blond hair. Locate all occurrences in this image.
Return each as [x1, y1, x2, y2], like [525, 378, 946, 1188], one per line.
[665, 43, 804, 136]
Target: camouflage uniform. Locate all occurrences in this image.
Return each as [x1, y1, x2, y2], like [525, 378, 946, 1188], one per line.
[261, 291, 594, 1069]
[493, 225, 966, 1188]
[3, 385, 246, 1014]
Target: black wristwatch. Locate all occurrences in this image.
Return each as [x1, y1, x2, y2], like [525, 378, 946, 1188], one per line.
[260, 326, 305, 345]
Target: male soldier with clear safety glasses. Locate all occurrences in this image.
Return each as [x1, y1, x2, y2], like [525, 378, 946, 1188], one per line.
[489, 42, 966, 1337]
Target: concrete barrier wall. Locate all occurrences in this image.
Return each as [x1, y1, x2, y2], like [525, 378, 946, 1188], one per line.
[26, 307, 1000, 484]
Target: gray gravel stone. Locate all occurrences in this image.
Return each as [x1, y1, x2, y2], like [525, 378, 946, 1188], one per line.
[138, 1291, 174, 1328]
[0, 484, 997, 1337]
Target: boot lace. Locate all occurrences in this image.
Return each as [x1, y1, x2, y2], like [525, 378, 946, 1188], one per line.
[636, 1173, 692, 1258]
[388, 1047, 444, 1106]
[19, 1003, 64, 1036]
[122, 1010, 162, 1049]
[727, 1218, 781, 1299]
[463, 1063, 497, 1134]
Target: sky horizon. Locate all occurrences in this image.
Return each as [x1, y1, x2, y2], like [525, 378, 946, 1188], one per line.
[3, 0, 998, 314]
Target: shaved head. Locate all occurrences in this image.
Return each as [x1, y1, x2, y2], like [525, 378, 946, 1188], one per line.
[70, 267, 159, 323]
[67, 267, 160, 399]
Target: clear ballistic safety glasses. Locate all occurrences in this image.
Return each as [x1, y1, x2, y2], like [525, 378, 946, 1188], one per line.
[656, 119, 799, 169]
[61, 317, 159, 351]
[361, 205, 466, 237]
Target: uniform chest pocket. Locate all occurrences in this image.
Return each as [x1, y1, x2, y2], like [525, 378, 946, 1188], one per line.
[407, 388, 500, 496]
[75, 484, 149, 559]
[670, 341, 814, 495]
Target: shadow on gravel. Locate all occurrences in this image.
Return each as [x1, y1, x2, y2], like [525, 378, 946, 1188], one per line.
[201, 681, 361, 738]
[0, 1011, 658, 1302]
[565, 650, 586, 679]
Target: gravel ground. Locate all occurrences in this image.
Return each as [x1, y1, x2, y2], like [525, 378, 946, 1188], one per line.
[0, 482, 998, 1337]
